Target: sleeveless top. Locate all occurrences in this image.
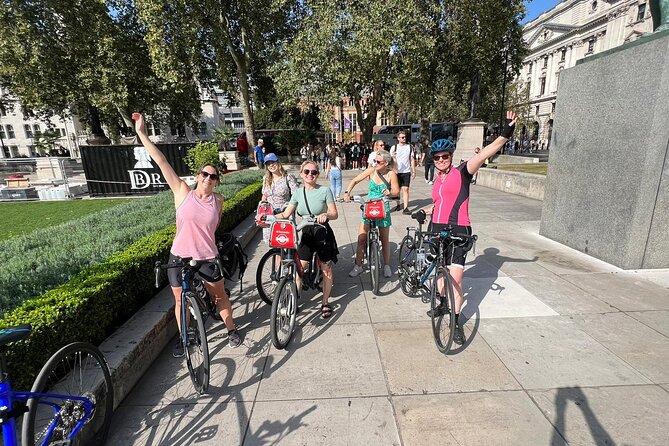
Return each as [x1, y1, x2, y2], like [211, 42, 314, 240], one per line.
[362, 174, 392, 228]
[171, 190, 221, 259]
[431, 162, 473, 226]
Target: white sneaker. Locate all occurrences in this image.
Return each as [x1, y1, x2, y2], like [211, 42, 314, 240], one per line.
[425, 179, 429, 184]
[349, 264, 364, 277]
[383, 265, 392, 278]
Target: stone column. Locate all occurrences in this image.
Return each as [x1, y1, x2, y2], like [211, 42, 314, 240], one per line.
[456, 119, 486, 162]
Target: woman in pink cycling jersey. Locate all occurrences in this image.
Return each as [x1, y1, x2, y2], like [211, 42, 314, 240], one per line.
[424, 111, 517, 345]
[133, 113, 241, 355]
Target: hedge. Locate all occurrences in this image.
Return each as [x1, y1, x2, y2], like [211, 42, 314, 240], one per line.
[1, 181, 262, 390]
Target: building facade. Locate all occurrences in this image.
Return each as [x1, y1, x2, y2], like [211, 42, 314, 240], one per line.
[521, 0, 653, 145]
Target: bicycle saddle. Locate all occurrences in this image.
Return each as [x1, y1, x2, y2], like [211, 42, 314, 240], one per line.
[411, 209, 426, 225]
[0, 325, 31, 347]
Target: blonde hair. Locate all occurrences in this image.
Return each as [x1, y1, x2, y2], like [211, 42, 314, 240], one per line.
[257, 138, 264, 144]
[264, 160, 287, 188]
[300, 160, 320, 173]
[374, 150, 394, 170]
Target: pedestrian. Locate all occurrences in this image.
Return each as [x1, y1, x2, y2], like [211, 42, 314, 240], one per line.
[254, 138, 265, 168]
[326, 150, 343, 201]
[421, 139, 435, 184]
[132, 112, 241, 353]
[389, 130, 416, 214]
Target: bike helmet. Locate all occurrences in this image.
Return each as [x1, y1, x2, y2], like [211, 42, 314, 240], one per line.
[430, 139, 455, 154]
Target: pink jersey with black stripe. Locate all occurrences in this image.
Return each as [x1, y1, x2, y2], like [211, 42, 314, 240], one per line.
[431, 162, 474, 226]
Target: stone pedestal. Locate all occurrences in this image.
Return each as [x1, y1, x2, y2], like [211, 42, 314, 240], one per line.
[219, 151, 240, 170]
[456, 119, 485, 163]
[540, 30, 669, 269]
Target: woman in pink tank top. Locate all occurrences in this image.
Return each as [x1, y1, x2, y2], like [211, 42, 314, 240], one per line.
[133, 113, 241, 354]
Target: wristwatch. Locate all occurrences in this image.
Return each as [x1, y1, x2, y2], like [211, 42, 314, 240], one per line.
[344, 191, 350, 194]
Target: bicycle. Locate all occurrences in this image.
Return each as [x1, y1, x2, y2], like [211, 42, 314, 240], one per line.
[154, 257, 230, 394]
[255, 202, 287, 306]
[262, 215, 323, 350]
[351, 195, 391, 295]
[0, 325, 113, 446]
[398, 213, 477, 353]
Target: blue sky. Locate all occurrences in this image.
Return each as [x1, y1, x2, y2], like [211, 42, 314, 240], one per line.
[523, 0, 562, 24]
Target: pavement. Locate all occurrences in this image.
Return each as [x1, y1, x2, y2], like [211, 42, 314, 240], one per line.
[106, 167, 669, 446]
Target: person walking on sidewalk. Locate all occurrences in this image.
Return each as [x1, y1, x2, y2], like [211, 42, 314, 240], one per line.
[344, 150, 399, 279]
[254, 138, 265, 168]
[421, 111, 517, 346]
[389, 130, 416, 214]
[367, 139, 386, 168]
[326, 150, 343, 201]
[420, 139, 435, 184]
[132, 113, 241, 355]
[275, 161, 340, 318]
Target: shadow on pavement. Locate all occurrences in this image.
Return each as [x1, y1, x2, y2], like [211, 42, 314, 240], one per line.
[549, 386, 616, 446]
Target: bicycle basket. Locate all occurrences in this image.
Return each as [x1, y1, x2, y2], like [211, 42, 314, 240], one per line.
[364, 199, 386, 220]
[255, 202, 275, 227]
[269, 220, 298, 249]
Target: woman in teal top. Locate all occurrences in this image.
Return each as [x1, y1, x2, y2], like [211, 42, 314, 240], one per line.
[343, 150, 399, 279]
[276, 160, 339, 318]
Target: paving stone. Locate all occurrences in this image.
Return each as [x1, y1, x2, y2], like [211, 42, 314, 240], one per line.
[569, 312, 669, 383]
[107, 401, 250, 446]
[393, 391, 565, 446]
[375, 321, 520, 395]
[529, 385, 669, 446]
[627, 310, 669, 337]
[256, 323, 387, 401]
[478, 317, 650, 389]
[246, 397, 400, 446]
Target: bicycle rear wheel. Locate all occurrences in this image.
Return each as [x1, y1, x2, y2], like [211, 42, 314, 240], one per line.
[270, 276, 298, 349]
[430, 267, 456, 353]
[369, 238, 380, 295]
[23, 342, 113, 446]
[256, 248, 282, 305]
[398, 235, 418, 296]
[184, 292, 210, 394]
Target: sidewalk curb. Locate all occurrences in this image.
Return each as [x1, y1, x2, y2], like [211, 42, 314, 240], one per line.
[99, 214, 260, 410]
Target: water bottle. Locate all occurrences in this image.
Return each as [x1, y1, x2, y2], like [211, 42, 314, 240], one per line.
[416, 248, 426, 268]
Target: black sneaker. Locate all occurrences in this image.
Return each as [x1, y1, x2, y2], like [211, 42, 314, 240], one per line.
[453, 324, 465, 345]
[393, 204, 401, 212]
[427, 304, 446, 317]
[228, 329, 242, 349]
[402, 208, 412, 215]
[172, 339, 185, 358]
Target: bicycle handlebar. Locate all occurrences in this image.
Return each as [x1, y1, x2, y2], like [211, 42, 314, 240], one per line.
[153, 258, 221, 289]
[261, 215, 325, 232]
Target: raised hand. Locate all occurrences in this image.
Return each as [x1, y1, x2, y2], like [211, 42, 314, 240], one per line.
[131, 112, 145, 134]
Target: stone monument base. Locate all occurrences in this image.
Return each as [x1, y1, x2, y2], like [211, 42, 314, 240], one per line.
[456, 119, 485, 162]
[540, 30, 669, 269]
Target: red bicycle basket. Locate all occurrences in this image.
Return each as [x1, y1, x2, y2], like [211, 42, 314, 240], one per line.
[364, 199, 386, 219]
[255, 202, 274, 227]
[269, 221, 297, 249]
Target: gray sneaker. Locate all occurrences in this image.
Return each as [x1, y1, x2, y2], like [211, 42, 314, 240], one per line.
[453, 324, 465, 345]
[228, 330, 242, 348]
[172, 339, 185, 358]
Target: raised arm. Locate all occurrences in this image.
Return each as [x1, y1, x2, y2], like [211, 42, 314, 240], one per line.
[467, 111, 517, 175]
[343, 166, 374, 202]
[132, 113, 190, 201]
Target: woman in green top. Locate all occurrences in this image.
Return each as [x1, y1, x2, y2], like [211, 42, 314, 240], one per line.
[343, 150, 399, 279]
[276, 160, 339, 318]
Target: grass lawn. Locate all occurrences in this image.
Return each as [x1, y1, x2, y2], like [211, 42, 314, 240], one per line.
[494, 163, 548, 175]
[0, 199, 131, 241]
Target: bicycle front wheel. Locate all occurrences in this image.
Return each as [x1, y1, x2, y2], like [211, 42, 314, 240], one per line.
[369, 238, 380, 295]
[23, 342, 113, 446]
[184, 292, 210, 394]
[270, 276, 298, 349]
[256, 248, 282, 305]
[430, 267, 456, 354]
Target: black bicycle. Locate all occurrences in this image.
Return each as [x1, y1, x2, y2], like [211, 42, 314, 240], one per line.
[154, 258, 229, 394]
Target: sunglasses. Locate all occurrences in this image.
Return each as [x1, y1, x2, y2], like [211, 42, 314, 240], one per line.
[376, 143, 385, 147]
[200, 171, 220, 180]
[433, 154, 452, 161]
[375, 158, 386, 164]
[303, 169, 319, 175]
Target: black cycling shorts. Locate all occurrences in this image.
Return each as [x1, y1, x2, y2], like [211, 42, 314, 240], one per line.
[427, 223, 473, 268]
[167, 253, 223, 288]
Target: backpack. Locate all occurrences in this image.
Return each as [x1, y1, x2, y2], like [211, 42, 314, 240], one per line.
[216, 233, 248, 292]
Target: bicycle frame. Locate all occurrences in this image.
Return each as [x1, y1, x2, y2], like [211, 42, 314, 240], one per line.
[0, 380, 94, 446]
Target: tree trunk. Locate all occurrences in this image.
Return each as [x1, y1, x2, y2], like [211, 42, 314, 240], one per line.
[237, 70, 256, 148]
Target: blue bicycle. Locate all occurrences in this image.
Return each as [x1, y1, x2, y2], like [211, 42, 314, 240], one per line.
[0, 325, 113, 446]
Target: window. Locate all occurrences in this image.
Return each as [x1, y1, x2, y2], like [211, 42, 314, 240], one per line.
[170, 124, 186, 137]
[552, 102, 556, 113]
[588, 39, 595, 53]
[0, 107, 5, 117]
[535, 105, 540, 116]
[6, 125, 15, 139]
[33, 124, 41, 136]
[58, 128, 66, 137]
[380, 114, 388, 126]
[637, 3, 646, 21]
[0, 126, 5, 139]
[560, 49, 566, 62]
[528, 62, 533, 74]
[24, 124, 33, 138]
[543, 56, 548, 68]
[9, 146, 19, 157]
[540, 77, 546, 96]
[2, 145, 10, 158]
[348, 113, 357, 132]
[147, 122, 161, 136]
[199, 122, 207, 136]
[28, 145, 37, 156]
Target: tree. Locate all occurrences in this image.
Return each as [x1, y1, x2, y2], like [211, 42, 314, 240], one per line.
[273, 0, 436, 143]
[0, 1, 202, 142]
